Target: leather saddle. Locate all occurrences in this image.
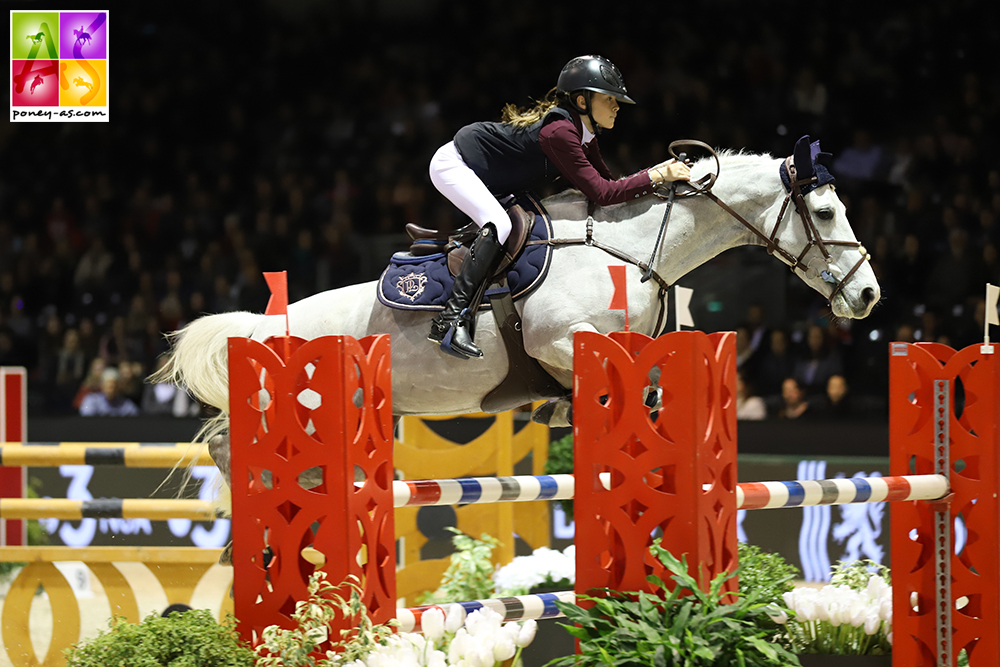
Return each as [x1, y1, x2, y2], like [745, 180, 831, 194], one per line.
[405, 204, 535, 278]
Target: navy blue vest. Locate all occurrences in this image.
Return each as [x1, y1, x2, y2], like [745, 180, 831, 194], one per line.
[452, 106, 575, 196]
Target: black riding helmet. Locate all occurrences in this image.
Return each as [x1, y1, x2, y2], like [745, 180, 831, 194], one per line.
[556, 55, 634, 133]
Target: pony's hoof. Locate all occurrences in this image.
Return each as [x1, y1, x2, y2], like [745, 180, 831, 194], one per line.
[531, 398, 572, 428]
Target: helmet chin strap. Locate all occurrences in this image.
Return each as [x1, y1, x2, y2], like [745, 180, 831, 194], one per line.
[575, 91, 601, 135]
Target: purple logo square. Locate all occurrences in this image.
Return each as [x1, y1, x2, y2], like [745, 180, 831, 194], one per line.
[59, 12, 108, 60]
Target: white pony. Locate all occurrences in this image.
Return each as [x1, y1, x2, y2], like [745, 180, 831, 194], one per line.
[158, 138, 880, 439]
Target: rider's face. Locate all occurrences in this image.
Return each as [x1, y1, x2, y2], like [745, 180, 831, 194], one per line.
[590, 94, 619, 130]
[576, 93, 620, 131]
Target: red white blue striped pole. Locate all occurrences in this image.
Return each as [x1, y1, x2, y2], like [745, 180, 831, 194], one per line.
[735, 474, 948, 510]
[396, 591, 575, 633]
[388, 473, 948, 509]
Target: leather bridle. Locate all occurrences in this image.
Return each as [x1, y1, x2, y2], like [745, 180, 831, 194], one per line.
[530, 141, 872, 336]
[673, 144, 872, 305]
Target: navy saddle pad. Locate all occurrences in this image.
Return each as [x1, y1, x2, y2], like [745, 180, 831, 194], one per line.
[376, 196, 553, 312]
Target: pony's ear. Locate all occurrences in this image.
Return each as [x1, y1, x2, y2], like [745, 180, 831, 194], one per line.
[793, 135, 814, 181]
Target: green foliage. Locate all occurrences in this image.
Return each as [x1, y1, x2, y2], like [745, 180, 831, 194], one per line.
[549, 540, 800, 667]
[828, 559, 891, 589]
[256, 573, 398, 666]
[419, 527, 500, 604]
[736, 543, 799, 608]
[736, 543, 799, 646]
[545, 434, 575, 520]
[64, 609, 256, 667]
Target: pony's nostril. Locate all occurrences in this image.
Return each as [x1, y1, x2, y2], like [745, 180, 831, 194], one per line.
[862, 287, 876, 306]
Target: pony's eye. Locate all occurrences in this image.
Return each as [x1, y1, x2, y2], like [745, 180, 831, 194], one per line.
[815, 208, 835, 221]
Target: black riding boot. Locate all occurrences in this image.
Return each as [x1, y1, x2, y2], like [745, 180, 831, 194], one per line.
[428, 222, 504, 359]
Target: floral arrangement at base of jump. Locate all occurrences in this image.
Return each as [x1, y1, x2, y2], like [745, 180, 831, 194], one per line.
[549, 539, 802, 667]
[63, 571, 536, 667]
[256, 573, 536, 667]
[776, 559, 893, 656]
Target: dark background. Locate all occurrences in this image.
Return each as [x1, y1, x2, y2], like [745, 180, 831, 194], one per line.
[2, 0, 997, 428]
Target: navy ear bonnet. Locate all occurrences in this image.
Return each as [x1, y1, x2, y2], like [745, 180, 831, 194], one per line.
[779, 134, 836, 195]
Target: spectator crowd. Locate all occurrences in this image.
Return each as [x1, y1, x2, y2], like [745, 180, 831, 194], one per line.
[0, 1, 996, 417]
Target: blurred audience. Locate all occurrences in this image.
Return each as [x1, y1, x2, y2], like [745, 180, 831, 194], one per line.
[0, 3, 997, 418]
[777, 377, 811, 421]
[79, 368, 140, 417]
[736, 371, 766, 421]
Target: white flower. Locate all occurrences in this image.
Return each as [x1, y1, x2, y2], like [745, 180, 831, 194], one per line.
[493, 545, 576, 595]
[464, 610, 485, 636]
[516, 619, 538, 647]
[445, 604, 466, 633]
[849, 599, 868, 628]
[493, 636, 516, 662]
[449, 629, 472, 664]
[879, 597, 892, 623]
[887, 631, 893, 646]
[476, 646, 495, 667]
[864, 610, 882, 635]
[764, 606, 788, 624]
[422, 607, 445, 641]
[814, 597, 830, 622]
[827, 601, 842, 627]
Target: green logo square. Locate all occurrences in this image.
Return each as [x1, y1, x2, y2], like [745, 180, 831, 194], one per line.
[12, 12, 60, 60]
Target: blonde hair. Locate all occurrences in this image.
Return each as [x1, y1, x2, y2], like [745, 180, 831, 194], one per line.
[500, 87, 563, 128]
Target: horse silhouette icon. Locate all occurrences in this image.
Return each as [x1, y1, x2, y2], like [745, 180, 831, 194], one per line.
[26, 32, 44, 45]
[73, 76, 92, 92]
[30, 75, 44, 94]
[74, 26, 92, 46]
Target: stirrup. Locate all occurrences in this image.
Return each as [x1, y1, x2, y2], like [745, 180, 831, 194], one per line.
[430, 310, 482, 360]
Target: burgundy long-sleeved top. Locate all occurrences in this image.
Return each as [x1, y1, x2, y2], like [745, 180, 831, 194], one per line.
[452, 105, 653, 206]
[537, 111, 653, 205]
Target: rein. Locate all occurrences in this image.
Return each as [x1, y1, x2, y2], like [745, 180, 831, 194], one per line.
[527, 142, 871, 337]
[698, 155, 870, 305]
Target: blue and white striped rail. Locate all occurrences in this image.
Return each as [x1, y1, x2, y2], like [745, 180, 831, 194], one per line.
[388, 472, 948, 510]
[396, 591, 575, 633]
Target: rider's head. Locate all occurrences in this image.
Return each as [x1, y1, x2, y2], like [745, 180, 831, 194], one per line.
[557, 55, 635, 132]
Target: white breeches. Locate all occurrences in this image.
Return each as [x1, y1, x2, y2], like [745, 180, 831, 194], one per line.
[428, 141, 512, 243]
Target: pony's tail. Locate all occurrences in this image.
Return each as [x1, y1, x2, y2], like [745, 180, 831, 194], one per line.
[151, 311, 262, 509]
[152, 311, 263, 419]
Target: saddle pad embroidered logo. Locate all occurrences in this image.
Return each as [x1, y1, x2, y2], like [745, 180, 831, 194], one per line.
[395, 271, 428, 301]
[377, 196, 553, 312]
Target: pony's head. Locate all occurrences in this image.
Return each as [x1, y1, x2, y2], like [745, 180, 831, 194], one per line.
[765, 135, 880, 319]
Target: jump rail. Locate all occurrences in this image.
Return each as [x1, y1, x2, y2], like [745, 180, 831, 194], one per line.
[0, 443, 213, 467]
[393, 472, 948, 510]
[0, 473, 947, 521]
[396, 592, 576, 633]
[0, 498, 220, 520]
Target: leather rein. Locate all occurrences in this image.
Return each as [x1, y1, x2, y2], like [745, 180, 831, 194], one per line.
[697, 154, 871, 305]
[529, 140, 871, 335]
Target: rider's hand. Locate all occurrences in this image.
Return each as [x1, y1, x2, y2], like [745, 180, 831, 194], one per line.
[649, 159, 691, 184]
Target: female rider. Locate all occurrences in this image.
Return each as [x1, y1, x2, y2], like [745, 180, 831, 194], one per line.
[428, 55, 690, 359]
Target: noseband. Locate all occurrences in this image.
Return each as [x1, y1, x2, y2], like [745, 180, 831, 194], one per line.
[691, 150, 872, 305]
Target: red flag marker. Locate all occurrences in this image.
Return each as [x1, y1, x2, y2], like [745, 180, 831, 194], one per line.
[607, 265, 629, 331]
[263, 271, 290, 337]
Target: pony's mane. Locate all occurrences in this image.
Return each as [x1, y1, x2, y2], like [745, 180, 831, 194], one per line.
[702, 148, 775, 172]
